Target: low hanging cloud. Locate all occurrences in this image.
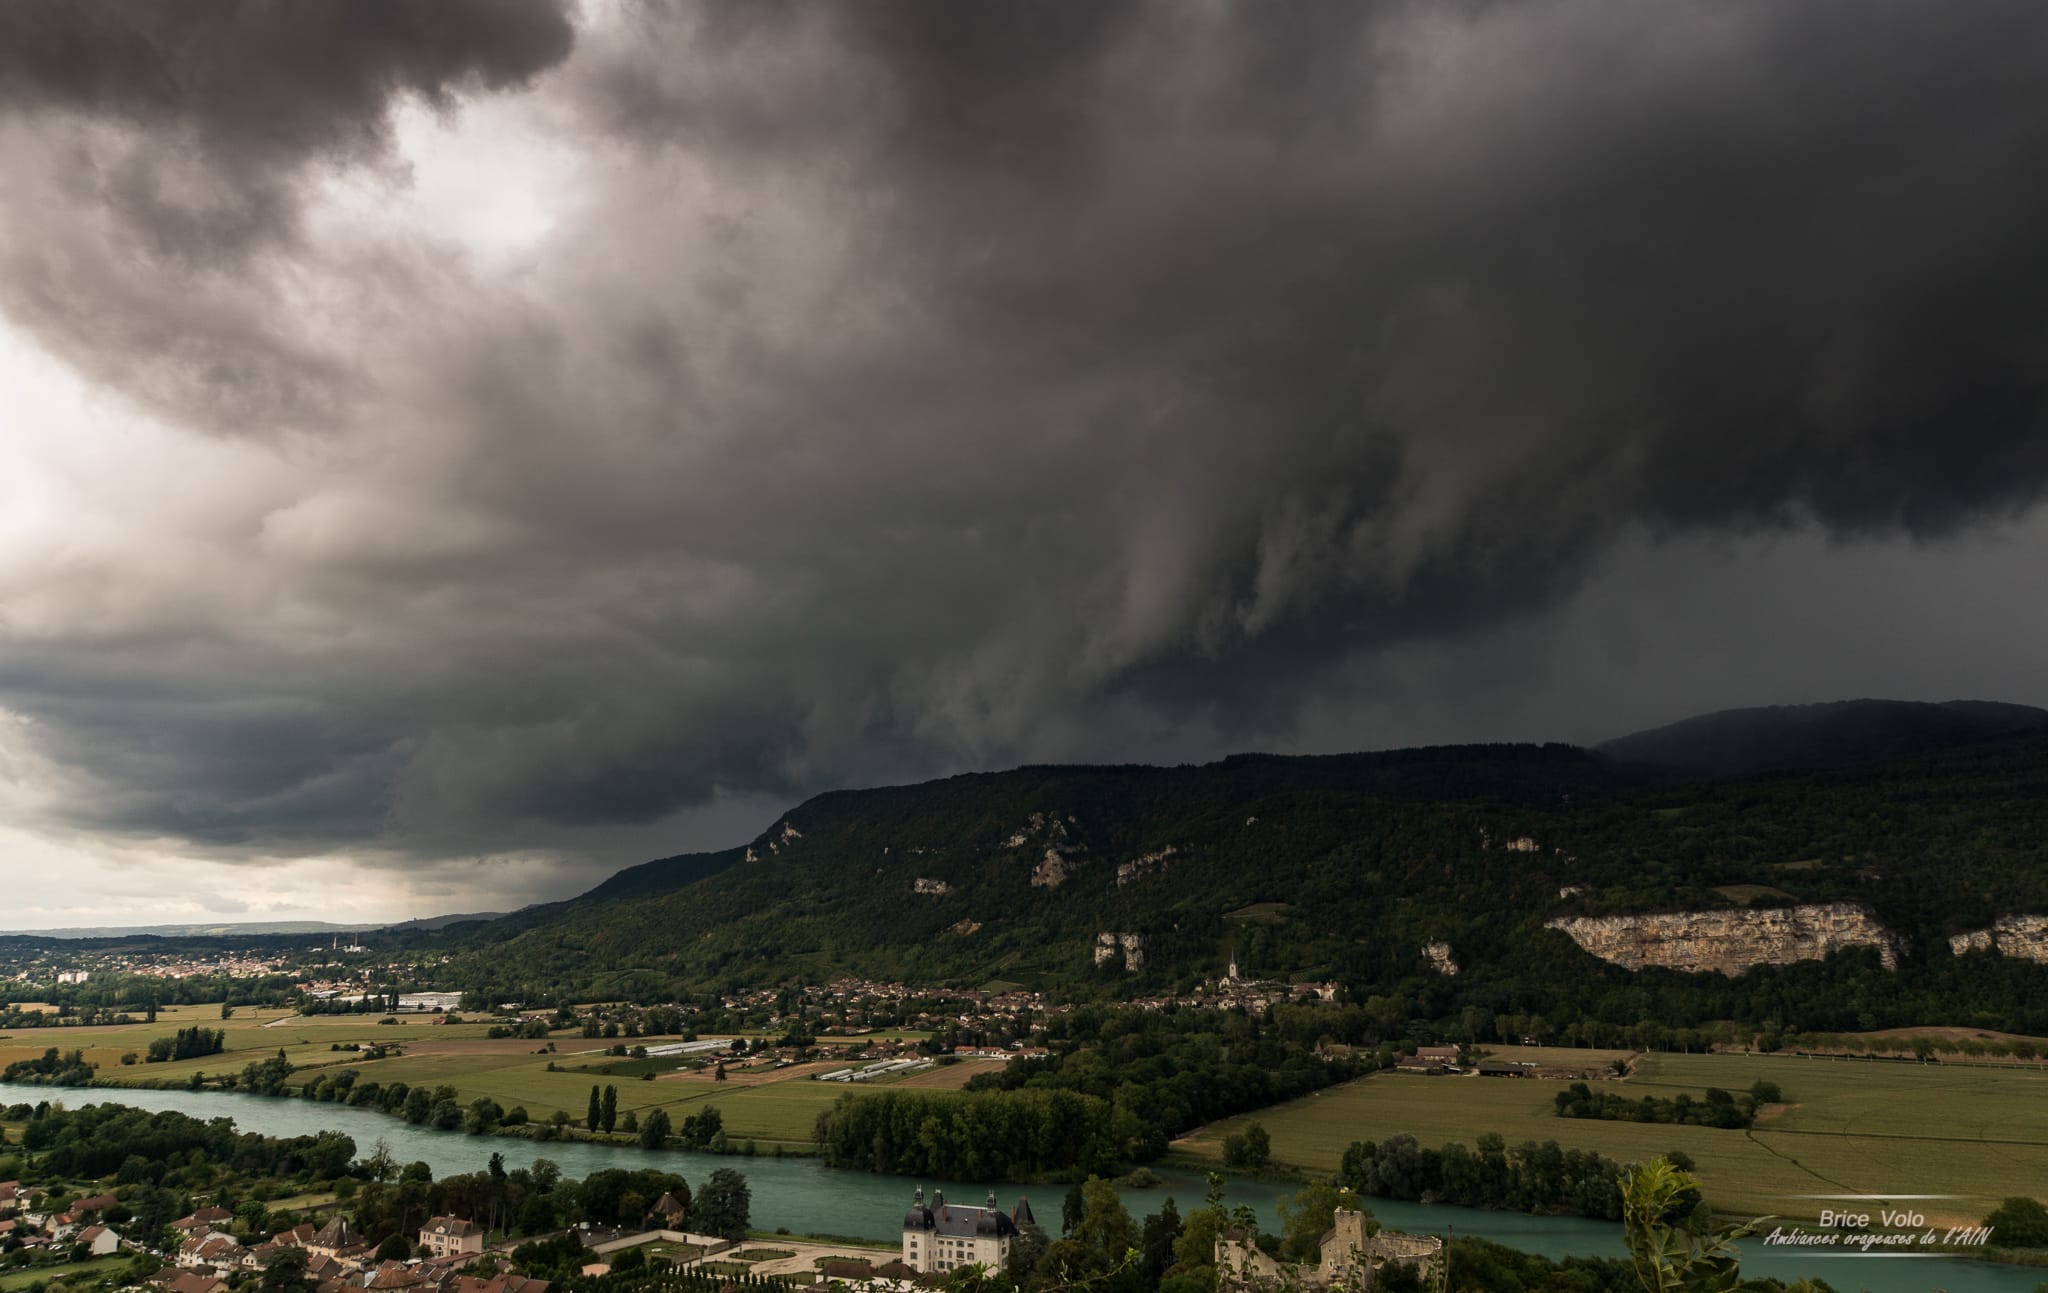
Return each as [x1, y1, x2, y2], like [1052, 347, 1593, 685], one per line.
[3, 0, 2048, 879]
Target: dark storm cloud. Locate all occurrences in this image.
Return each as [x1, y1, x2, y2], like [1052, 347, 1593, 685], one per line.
[567, 0, 2048, 725]
[6, 0, 2048, 876]
[0, 0, 574, 246]
[0, 0, 574, 433]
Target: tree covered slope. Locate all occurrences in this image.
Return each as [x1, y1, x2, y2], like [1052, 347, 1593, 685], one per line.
[438, 729, 2048, 1031]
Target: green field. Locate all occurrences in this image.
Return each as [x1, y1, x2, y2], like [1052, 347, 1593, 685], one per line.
[0, 1259, 114, 1291]
[2, 1007, 855, 1149]
[1177, 1051, 2048, 1224]
[280, 1045, 851, 1145]
[0, 1006, 509, 1085]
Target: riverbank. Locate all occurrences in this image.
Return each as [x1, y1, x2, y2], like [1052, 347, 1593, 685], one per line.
[4, 1081, 2041, 1293]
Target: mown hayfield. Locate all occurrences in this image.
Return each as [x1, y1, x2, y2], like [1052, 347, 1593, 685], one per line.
[1, 1005, 881, 1150]
[644, 1075, 849, 1143]
[0, 1006, 511, 1084]
[1175, 1050, 2048, 1224]
[892, 1059, 1008, 1089]
[287, 1042, 853, 1146]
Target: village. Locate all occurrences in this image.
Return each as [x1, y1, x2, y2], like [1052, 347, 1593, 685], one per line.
[1, 1173, 1444, 1293]
[0, 1174, 1072, 1293]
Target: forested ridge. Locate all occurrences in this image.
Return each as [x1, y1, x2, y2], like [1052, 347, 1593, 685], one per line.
[432, 728, 2048, 1033]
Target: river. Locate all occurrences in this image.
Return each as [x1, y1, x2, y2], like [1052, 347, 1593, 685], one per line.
[1, 1083, 2030, 1292]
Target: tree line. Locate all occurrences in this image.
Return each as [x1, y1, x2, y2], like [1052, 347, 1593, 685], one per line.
[815, 1087, 1136, 1178]
[1553, 1079, 1783, 1129]
[146, 1026, 227, 1062]
[1339, 1132, 1626, 1220]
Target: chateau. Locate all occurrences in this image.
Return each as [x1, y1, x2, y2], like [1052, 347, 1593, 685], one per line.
[900, 1188, 1036, 1275]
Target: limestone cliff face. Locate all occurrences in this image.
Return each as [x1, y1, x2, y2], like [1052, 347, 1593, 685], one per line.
[1094, 932, 1145, 971]
[1949, 915, 2048, 961]
[1546, 902, 1902, 975]
[1016, 811, 1086, 887]
[1421, 942, 1459, 976]
[1115, 846, 1179, 886]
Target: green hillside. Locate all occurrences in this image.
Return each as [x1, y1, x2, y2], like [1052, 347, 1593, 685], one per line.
[438, 732, 2048, 1034]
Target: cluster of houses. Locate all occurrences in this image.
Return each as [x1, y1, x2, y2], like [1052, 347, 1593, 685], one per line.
[0, 1182, 123, 1261]
[1394, 1044, 1590, 1080]
[1070, 952, 1344, 1015]
[10, 950, 290, 985]
[145, 1209, 550, 1293]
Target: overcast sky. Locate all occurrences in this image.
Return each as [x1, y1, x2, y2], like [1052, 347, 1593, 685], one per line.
[4, 0, 2048, 930]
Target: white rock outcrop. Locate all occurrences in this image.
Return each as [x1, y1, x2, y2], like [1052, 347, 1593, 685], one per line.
[1115, 846, 1179, 886]
[1421, 942, 1459, 976]
[1094, 932, 1145, 971]
[1546, 902, 1902, 975]
[1014, 811, 1087, 887]
[1949, 915, 2048, 961]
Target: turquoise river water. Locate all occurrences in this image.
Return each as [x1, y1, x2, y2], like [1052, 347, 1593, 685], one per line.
[0, 1083, 2028, 1292]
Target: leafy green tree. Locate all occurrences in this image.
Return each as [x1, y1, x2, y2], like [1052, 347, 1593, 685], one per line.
[1619, 1157, 1768, 1292]
[465, 1097, 503, 1135]
[1276, 1182, 1365, 1262]
[694, 1167, 752, 1241]
[601, 1084, 618, 1134]
[1139, 1198, 1182, 1285]
[610, 1246, 647, 1273]
[639, 1107, 672, 1149]
[1221, 1121, 1270, 1170]
[1070, 1177, 1138, 1266]
[509, 1232, 587, 1279]
[587, 1086, 601, 1132]
[362, 1139, 398, 1182]
[1984, 1196, 2048, 1247]
[236, 1199, 271, 1235]
[1173, 1173, 1230, 1271]
[258, 1247, 314, 1293]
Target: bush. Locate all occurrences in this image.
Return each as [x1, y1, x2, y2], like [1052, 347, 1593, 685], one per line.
[1222, 1121, 1271, 1169]
[1985, 1197, 2048, 1247]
